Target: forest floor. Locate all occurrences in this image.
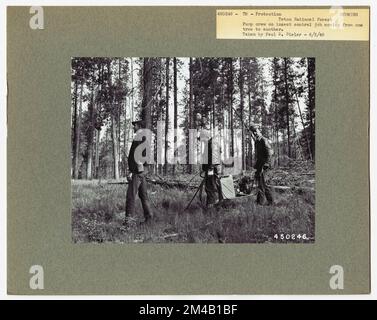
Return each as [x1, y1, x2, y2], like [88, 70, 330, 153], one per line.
[72, 161, 315, 243]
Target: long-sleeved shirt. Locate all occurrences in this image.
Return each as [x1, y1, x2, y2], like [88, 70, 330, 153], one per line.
[128, 135, 147, 173]
[255, 136, 273, 164]
[202, 137, 221, 172]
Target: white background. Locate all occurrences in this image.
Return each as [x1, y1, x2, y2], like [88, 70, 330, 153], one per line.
[0, 0, 375, 300]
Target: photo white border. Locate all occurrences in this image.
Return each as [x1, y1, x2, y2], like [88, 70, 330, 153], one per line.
[0, 0, 375, 300]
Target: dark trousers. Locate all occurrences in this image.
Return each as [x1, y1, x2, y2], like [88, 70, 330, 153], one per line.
[255, 163, 273, 205]
[125, 173, 153, 219]
[204, 170, 222, 206]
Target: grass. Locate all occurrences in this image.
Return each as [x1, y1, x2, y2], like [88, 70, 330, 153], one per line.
[71, 173, 315, 243]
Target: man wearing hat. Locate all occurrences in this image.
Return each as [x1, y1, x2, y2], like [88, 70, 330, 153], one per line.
[250, 124, 274, 205]
[125, 119, 153, 225]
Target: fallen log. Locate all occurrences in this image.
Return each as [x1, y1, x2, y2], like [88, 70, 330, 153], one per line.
[163, 233, 180, 239]
[271, 185, 315, 193]
[145, 177, 199, 190]
[108, 181, 128, 185]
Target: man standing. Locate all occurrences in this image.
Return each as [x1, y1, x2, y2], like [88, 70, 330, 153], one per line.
[125, 119, 153, 225]
[201, 131, 222, 207]
[250, 124, 274, 205]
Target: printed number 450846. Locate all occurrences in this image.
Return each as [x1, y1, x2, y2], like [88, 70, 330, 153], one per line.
[273, 233, 308, 241]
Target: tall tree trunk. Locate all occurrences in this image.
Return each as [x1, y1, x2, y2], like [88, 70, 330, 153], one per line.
[141, 58, 153, 129]
[123, 97, 128, 176]
[105, 127, 109, 177]
[212, 77, 216, 131]
[295, 91, 313, 161]
[127, 57, 134, 175]
[221, 85, 225, 173]
[157, 59, 164, 175]
[130, 58, 134, 122]
[291, 115, 296, 158]
[72, 79, 80, 179]
[173, 58, 178, 174]
[94, 128, 100, 179]
[283, 58, 291, 158]
[139, 58, 154, 174]
[71, 80, 77, 173]
[86, 77, 95, 180]
[117, 59, 122, 172]
[107, 60, 120, 180]
[228, 58, 234, 157]
[274, 98, 280, 166]
[164, 58, 170, 175]
[248, 86, 253, 169]
[111, 113, 120, 180]
[239, 58, 245, 171]
[194, 94, 199, 173]
[94, 64, 104, 179]
[188, 57, 193, 174]
[307, 57, 315, 158]
[260, 80, 267, 137]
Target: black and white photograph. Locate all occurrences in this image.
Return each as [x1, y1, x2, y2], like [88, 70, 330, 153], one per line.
[71, 57, 315, 243]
